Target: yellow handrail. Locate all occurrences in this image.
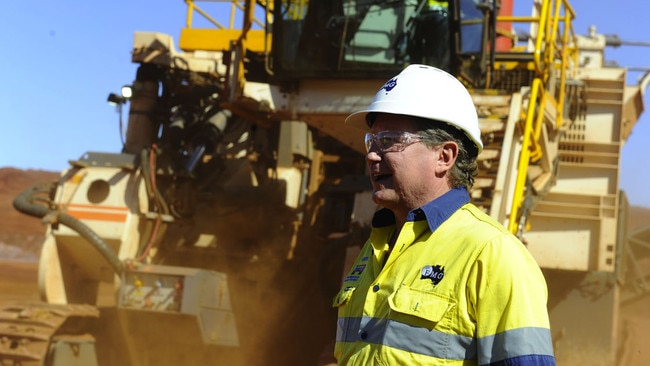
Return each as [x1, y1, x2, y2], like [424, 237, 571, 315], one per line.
[183, 0, 271, 31]
[508, 77, 541, 233]
[180, 0, 274, 53]
[501, 0, 577, 235]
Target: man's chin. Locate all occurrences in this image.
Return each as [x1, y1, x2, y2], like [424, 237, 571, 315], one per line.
[372, 190, 396, 206]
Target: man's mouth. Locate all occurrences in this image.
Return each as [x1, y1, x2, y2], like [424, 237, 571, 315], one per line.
[372, 172, 391, 182]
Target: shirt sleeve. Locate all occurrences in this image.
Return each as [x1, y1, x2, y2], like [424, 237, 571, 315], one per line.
[467, 233, 556, 366]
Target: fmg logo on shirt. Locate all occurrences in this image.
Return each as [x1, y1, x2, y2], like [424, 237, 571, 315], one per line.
[421, 265, 445, 285]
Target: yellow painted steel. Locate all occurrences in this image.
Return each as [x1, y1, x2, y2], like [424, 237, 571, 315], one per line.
[507, 78, 540, 234]
[179, 28, 267, 52]
[179, 0, 274, 52]
[498, 0, 578, 234]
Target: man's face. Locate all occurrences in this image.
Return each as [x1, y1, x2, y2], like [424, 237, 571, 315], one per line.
[366, 114, 449, 216]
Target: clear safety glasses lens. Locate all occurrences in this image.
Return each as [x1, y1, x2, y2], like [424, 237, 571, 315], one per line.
[364, 131, 427, 153]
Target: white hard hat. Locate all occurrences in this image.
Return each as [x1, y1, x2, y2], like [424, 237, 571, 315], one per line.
[346, 64, 483, 155]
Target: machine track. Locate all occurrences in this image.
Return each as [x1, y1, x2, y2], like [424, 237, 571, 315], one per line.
[0, 303, 99, 365]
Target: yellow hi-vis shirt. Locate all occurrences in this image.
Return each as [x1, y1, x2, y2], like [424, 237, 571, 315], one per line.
[334, 188, 555, 366]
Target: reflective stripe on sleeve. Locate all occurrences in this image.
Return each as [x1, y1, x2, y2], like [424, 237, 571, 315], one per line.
[478, 327, 555, 364]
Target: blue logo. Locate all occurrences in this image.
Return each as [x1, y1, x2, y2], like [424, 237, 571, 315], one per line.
[344, 263, 367, 282]
[351, 264, 366, 276]
[421, 265, 445, 285]
[380, 78, 397, 93]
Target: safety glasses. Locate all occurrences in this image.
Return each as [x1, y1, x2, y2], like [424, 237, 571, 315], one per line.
[364, 131, 429, 153]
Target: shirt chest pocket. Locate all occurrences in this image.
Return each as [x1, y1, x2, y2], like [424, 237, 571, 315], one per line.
[387, 285, 454, 327]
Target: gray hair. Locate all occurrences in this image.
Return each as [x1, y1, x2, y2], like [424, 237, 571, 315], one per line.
[414, 119, 478, 191]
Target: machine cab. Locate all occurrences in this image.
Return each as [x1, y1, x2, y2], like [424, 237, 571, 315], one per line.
[271, 0, 491, 82]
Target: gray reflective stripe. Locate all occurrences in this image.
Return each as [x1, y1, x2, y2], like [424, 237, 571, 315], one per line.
[337, 316, 476, 360]
[478, 327, 555, 364]
[337, 316, 554, 362]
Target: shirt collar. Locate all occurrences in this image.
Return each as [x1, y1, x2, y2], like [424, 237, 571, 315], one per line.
[417, 187, 469, 232]
[371, 187, 469, 232]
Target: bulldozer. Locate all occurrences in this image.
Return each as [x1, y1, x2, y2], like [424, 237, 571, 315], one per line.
[4, 0, 650, 365]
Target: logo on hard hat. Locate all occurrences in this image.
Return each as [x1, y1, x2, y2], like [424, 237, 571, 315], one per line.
[380, 78, 397, 94]
[421, 265, 445, 285]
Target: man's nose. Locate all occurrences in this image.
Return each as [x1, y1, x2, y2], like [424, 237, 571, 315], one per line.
[365, 149, 382, 162]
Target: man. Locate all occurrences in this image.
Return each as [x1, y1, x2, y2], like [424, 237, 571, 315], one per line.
[333, 64, 556, 365]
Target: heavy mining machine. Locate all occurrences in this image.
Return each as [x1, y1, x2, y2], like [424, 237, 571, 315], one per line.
[6, 0, 650, 365]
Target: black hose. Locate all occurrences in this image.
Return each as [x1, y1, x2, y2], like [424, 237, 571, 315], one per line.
[13, 182, 124, 275]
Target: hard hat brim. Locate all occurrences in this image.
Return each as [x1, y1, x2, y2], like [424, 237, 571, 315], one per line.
[345, 110, 371, 131]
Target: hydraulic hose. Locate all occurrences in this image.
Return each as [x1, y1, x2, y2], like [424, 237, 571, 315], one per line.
[13, 182, 124, 275]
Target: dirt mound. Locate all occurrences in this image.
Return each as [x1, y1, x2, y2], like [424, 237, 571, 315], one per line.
[629, 205, 650, 229]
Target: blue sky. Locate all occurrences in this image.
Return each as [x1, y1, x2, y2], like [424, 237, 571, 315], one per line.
[1, 1, 649, 207]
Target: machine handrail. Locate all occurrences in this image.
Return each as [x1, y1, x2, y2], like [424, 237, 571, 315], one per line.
[184, 0, 270, 31]
[498, 0, 578, 235]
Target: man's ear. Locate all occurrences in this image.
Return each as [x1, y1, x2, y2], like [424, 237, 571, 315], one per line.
[435, 141, 458, 175]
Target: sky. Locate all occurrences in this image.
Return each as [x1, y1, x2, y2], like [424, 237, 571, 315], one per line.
[1, 1, 648, 207]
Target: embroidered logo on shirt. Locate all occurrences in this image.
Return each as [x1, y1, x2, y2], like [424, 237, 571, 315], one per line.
[421, 265, 445, 285]
[344, 264, 366, 283]
[351, 264, 366, 276]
